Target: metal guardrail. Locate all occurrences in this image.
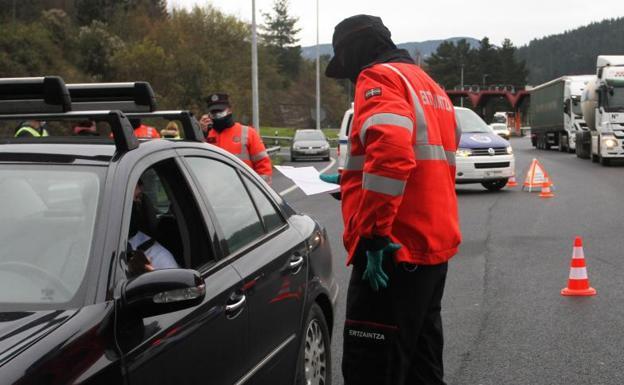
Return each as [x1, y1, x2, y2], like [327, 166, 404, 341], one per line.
[266, 146, 281, 155]
[262, 135, 339, 147]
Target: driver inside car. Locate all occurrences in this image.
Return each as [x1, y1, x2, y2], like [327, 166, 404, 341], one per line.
[127, 180, 178, 275]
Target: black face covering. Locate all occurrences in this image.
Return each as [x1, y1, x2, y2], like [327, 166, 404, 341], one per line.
[212, 114, 235, 132]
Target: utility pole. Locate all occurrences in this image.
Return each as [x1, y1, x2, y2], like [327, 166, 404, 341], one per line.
[315, 0, 321, 130]
[460, 64, 464, 107]
[251, 0, 260, 129]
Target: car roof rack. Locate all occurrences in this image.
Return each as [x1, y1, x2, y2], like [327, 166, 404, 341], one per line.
[0, 76, 71, 114]
[126, 110, 205, 142]
[67, 82, 204, 142]
[0, 110, 139, 153]
[68, 82, 157, 113]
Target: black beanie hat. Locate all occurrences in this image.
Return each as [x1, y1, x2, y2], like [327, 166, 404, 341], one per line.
[326, 15, 395, 80]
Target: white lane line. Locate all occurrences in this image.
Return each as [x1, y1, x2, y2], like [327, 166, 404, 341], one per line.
[279, 157, 337, 196]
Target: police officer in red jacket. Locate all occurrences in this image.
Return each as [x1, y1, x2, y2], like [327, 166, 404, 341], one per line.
[323, 15, 462, 385]
[205, 93, 272, 183]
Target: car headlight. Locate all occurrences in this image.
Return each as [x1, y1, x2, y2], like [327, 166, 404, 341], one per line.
[456, 148, 472, 157]
[322, 144, 330, 150]
[604, 138, 617, 148]
[506, 146, 513, 154]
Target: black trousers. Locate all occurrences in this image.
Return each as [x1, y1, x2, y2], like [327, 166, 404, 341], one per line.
[342, 255, 448, 385]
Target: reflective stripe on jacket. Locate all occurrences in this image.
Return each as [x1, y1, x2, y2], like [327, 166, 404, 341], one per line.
[341, 62, 461, 266]
[15, 126, 49, 137]
[206, 122, 272, 177]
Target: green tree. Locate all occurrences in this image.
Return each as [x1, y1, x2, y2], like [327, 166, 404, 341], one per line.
[77, 20, 124, 80]
[261, 0, 302, 80]
[426, 37, 527, 89]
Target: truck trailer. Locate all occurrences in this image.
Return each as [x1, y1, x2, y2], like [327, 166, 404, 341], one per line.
[580, 55, 624, 166]
[529, 75, 594, 152]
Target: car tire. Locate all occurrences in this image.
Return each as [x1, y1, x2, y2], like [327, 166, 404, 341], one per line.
[591, 152, 599, 163]
[600, 155, 610, 166]
[296, 303, 331, 385]
[481, 179, 508, 191]
[291, 156, 297, 162]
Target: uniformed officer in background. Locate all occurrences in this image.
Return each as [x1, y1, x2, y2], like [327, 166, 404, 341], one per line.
[205, 93, 272, 183]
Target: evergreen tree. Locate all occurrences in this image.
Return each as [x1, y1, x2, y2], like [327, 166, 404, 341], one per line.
[261, 0, 302, 80]
[425, 37, 527, 89]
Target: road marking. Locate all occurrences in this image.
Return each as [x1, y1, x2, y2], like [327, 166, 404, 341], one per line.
[279, 157, 337, 196]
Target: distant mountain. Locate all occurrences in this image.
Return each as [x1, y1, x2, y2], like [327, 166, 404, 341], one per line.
[301, 37, 480, 60]
[517, 17, 624, 85]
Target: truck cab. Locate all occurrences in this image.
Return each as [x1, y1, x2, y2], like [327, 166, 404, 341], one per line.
[582, 56, 624, 165]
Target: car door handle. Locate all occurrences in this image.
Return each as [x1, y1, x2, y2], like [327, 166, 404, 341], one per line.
[289, 255, 304, 270]
[225, 294, 246, 313]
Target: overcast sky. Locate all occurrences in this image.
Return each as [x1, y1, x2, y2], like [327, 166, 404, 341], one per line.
[168, 0, 622, 47]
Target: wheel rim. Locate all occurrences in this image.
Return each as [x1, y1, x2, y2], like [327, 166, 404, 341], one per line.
[304, 319, 327, 385]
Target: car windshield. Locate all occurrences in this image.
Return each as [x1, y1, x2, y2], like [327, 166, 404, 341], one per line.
[606, 87, 624, 112]
[0, 165, 103, 307]
[456, 109, 493, 133]
[492, 115, 506, 123]
[295, 131, 325, 141]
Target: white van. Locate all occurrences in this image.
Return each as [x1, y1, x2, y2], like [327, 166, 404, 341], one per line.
[337, 103, 354, 170]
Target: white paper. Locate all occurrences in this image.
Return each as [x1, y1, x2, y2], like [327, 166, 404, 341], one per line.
[275, 165, 340, 196]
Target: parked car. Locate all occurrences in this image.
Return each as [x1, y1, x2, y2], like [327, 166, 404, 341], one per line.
[291, 129, 330, 161]
[489, 122, 511, 139]
[337, 103, 354, 170]
[0, 77, 337, 385]
[455, 107, 515, 191]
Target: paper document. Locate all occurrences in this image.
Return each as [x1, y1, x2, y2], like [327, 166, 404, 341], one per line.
[275, 166, 340, 196]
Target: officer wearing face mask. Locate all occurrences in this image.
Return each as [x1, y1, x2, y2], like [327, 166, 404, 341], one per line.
[205, 93, 272, 184]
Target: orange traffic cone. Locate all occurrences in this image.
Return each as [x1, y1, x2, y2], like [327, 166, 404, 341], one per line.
[539, 178, 554, 198]
[507, 174, 518, 188]
[561, 236, 596, 296]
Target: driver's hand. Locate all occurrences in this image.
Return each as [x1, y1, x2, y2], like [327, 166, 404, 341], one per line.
[128, 250, 154, 276]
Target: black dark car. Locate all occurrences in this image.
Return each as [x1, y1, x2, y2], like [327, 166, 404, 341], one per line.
[0, 77, 337, 385]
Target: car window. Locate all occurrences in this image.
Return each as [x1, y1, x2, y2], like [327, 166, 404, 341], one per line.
[295, 131, 325, 141]
[125, 159, 215, 276]
[455, 109, 493, 133]
[140, 168, 171, 215]
[185, 157, 265, 254]
[243, 175, 285, 233]
[0, 165, 102, 305]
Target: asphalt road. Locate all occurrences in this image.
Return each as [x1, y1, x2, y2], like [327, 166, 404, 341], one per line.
[272, 139, 624, 385]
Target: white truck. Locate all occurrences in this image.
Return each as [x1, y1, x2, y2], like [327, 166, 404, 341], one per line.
[529, 75, 594, 153]
[580, 55, 624, 165]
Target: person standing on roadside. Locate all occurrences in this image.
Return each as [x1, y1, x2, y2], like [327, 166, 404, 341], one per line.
[205, 93, 272, 184]
[322, 15, 462, 385]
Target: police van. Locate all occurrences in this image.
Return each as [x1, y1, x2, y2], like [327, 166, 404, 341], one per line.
[455, 107, 515, 191]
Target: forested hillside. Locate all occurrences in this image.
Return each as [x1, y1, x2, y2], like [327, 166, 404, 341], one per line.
[0, 0, 350, 127]
[517, 17, 624, 85]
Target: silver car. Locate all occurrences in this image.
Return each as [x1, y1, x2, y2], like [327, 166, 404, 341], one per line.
[291, 129, 331, 161]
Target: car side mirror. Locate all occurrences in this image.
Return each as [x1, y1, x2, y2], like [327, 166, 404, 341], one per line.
[122, 268, 205, 318]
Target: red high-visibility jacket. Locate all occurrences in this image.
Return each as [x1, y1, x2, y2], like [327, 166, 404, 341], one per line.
[134, 124, 161, 139]
[341, 62, 461, 266]
[207, 122, 272, 179]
